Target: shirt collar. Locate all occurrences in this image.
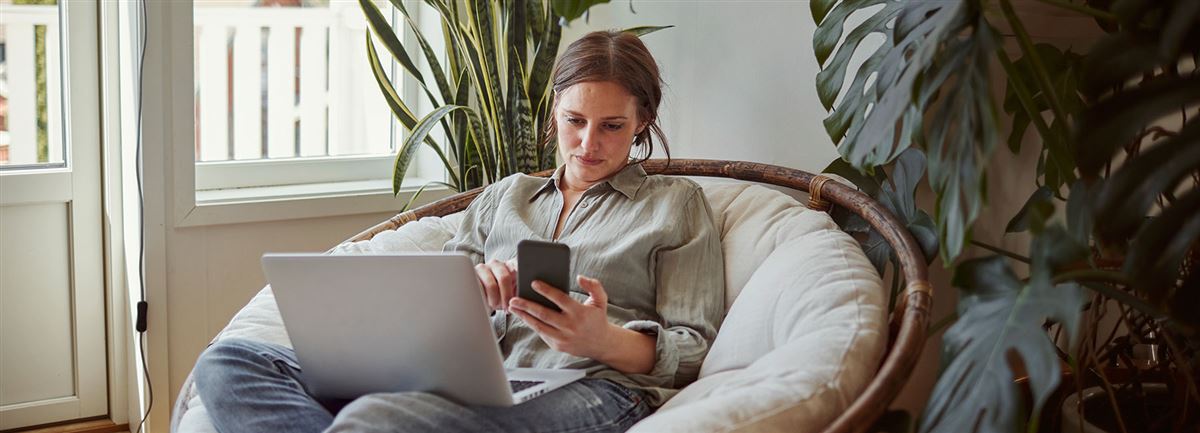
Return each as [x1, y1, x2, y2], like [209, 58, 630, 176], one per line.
[529, 163, 647, 201]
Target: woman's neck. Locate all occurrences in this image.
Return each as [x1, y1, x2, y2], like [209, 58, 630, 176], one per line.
[560, 168, 612, 194]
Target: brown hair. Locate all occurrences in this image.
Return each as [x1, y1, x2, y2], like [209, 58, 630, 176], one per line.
[543, 30, 669, 165]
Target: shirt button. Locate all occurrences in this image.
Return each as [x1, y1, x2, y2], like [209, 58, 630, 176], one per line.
[581, 201, 590, 208]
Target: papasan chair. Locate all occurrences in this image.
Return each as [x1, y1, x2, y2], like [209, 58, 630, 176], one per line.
[171, 159, 933, 433]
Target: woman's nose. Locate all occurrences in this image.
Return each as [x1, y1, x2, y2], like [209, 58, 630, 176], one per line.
[580, 126, 602, 151]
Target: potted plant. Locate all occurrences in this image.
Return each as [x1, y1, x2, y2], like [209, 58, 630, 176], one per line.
[809, 0, 1199, 431]
[358, 0, 668, 209]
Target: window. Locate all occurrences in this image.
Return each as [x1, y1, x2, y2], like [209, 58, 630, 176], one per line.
[0, 0, 65, 169]
[189, 0, 427, 195]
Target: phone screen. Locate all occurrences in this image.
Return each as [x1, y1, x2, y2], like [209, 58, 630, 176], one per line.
[516, 240, 571, 312]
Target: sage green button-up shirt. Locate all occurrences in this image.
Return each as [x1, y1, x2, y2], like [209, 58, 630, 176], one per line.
[443, 163, 725, 407]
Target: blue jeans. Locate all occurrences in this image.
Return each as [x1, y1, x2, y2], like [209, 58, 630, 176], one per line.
[193, 339, 653, 433]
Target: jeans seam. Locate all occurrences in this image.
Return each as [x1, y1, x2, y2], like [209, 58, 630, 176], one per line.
[549, 385, 648, 433]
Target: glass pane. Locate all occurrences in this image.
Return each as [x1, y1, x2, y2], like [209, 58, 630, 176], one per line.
[0, 0, 66, 168]
[193, 0, 397, 162]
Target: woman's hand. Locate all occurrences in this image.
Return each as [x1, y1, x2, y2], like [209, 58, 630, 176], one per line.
[509, 275, 656, 374]
[474, 259, 518, 311]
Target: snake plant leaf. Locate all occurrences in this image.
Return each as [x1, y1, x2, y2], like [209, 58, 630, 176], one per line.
[395, 105, 468, 195]
[551, 0, 612, 23]
[1006, 186, 1054, 234]
[528, 14, 561, 123]
[400, 182, 436, 212]
[509, 0, 529, 75]
[462, 106, 496, 184]
[387, 0, 455, 105]
[509, 50, 540, 173]
[622, 25, 675, 37]
[468, 0, 501, 106]
[527, 0, 546, 47]
[364, 0, 650, 198]
[360, 0, 445, 110]
[366, 33, 460, 190]
[921, 227, 1087, 433]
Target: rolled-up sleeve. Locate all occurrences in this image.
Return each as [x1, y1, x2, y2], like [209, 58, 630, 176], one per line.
[623, 189, 725, 388]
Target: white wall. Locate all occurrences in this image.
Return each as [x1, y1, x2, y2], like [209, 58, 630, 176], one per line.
[562, 1, 841, 173]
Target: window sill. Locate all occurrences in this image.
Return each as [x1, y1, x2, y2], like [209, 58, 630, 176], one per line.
[176, 178, 455, 227]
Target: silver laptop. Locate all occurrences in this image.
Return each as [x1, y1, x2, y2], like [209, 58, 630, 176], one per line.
[261, 253, 585, 407]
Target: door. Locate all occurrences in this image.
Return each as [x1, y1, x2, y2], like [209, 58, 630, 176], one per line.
[0, 0, 107, 429]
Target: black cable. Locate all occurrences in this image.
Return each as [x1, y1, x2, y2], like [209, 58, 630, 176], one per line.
[133, 0, 152, 432]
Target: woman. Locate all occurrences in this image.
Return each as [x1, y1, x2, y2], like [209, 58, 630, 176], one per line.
[193, 30, 724, 433]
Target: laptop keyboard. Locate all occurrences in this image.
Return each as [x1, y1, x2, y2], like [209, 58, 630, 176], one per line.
[509, 380, 545, 394]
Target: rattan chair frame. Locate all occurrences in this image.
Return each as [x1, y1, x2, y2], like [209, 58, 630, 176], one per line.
[345, 158, 933, 433]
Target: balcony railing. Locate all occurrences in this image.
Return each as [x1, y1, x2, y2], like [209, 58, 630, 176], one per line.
[0, 4, 63, 166]
[192, 3, 393, 162]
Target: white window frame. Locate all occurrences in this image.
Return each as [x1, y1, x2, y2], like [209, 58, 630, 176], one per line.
[170, 0, 451, 227]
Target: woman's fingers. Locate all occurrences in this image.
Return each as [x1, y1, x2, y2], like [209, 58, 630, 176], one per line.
[531, 280, 578, 314]
[486, 259, 516, 309]
[510, 307, 565, 347]
[510, 297, 569, 330]
[577, 275, 608, 307]
[474, 263, 500, 310]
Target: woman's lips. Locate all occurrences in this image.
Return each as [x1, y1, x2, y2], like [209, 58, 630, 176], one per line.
[574, 155, 604, 166]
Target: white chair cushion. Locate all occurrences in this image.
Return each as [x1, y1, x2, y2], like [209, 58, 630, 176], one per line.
[172, 180, 886, 433]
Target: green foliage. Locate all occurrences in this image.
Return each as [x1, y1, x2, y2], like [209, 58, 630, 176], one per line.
[812, 0, 998, 262]
[359, 0, 660, 205]
[810, 0, 1200, 431]
[826, 148, 939, 276]
[924, 227, 1088, 433]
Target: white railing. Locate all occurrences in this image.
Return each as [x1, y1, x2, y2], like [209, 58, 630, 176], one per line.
[192, 2, 393, 162]
[0, 4, 63, 166]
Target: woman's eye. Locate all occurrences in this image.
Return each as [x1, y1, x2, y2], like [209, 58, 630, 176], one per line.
[566, 117, 585, 125]
[604, 123, 624, 131]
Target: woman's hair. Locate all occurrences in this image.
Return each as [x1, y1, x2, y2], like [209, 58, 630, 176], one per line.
[544, 30, 669, 165]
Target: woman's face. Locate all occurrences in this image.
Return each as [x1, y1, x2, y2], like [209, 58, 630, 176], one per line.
[555, 81, 645, 190]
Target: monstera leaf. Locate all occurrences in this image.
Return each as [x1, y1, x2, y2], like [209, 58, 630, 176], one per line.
[811, 0, 1000, 263]
[1002, 44, 1084, 192]
[921, 226, 1088, 433]
[825, 148, 939, 276]
[825, 148, 939, 310]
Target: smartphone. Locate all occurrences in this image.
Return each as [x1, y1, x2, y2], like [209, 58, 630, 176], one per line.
[517, 239, 571, 312]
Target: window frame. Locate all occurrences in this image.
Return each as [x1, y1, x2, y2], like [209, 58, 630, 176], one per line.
[168, 0, 449, 227]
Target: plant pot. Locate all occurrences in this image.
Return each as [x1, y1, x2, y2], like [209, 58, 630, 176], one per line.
[1060, 383, 1170, 433]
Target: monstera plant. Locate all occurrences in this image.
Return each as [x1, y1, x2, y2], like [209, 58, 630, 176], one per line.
[811, 0, 1199, 432]
[359, 0, 666, 208]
